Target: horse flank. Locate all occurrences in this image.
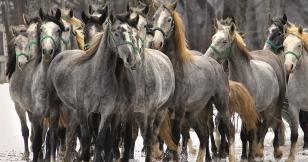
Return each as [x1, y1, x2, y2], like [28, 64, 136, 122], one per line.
[229, 80, 258, 130]
[172, 11, 193, 62]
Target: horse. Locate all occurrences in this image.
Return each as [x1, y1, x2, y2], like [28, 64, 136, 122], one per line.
[46, 15, 140, 161]
[81, 5, 108, 50]
[205, 18, 286, 161]
[283, 25, 308, 162]
[151, 2, 235, 162]
[5, 25, 31, 161]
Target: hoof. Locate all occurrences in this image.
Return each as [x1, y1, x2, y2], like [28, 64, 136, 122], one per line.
[205, 156, 212, 162]
[285, 156, 295, 162]
[218, 150, 228, 159]
[179, 153, 188, 162]
[254, 156, 263, 162]
[241, 155, 247, 160]
[163, 150, 178, 162]
[21, 152, 30, 161]
[274, 149, 283, 159]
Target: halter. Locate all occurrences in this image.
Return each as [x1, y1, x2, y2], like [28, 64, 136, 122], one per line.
[107, 22, 140, 54]
[84, 42, 90, 50]
[266, 40, 283, 52]
[151, 6, 175, 39]
[16, 51, 30, 59]
[210, 43, 233, 59]
[40, 35, 61, 49]
[28, 40, 38, 49]
[285, 50, 303, 61]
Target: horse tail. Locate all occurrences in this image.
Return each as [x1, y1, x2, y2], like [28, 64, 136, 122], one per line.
[158, 111, 178, 151]
[229, 80, 258, 130]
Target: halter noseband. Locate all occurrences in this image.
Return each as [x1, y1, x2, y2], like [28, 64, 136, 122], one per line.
[266, 40, 283, 52]
[210, 43, 232, 59]
[40, 35, 61, 49]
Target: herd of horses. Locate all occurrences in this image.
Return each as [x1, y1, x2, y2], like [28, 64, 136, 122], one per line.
[4, 1, 308, 162]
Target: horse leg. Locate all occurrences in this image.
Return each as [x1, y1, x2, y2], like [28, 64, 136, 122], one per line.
[130, 118, 139, 159]
[64, 113, 79, 162]
[49, 107, 60, 162]
[191, 117, 209, 162]
[247, 128, 257, 162]
[208, 111, 217, 158]
[299, 110, 308, 150]
[213, 92, 235, 162]
[217, 117, 228, 159]
[79, 115, 91, 162]
[94, 115, 110, 162]
[180, 118, 190, 161]
[14, 104, 30, 160]
[286, 109, 299, 162]
[145, 115, 155, 162]
[273, 121, 283, 160]
[123, 116, 134, 162]
[255, 121, 267, 159]
[58, 127, 66, 157]
[31, 118, 43, 162]
[240, 124, 248, 160]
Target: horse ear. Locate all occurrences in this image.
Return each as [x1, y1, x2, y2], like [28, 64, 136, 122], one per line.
[126, 3, 131, 13]
[99, 8, 108, 24]
[39, 8, 45, 20]
[69, 9, 73, 18]
[109, 13, 116, 24]
[299, 26, 303, 34]
[153, 0, 160, 8]
[170, 1, 177, 11]
[230, 23, 236, 34]
[116, 13, 129, 23]
[10, 27, 17, 37]
[128, 14, 139, 28]
[142, 4, 149, 15]
[215, 19, 223, 30]
[81, 11, 89, 23]
[282, 13, 287, 24]
[23, 14, 30, 26]
[55, 8, 61, 20]
[89, 5, 94, 14]
[267, 13, 273, 26]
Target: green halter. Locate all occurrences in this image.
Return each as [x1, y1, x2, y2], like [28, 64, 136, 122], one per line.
[28, 40, 38, 49]
[266, 40, 283, 52]
[16, 52, 30, 58]
[107, 27, 140, 54]
[40, 35, 61, 48]
[152, 22, 174, 39]
[84, 43, 90, 50]
[285, 51, 303, 61]
[210, 43, 232, 59]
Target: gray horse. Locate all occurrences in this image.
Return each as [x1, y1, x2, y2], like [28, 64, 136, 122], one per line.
[283, 25, 308, 162]
[151, 2, 235, 162]
[6, 25, 32, 160]
[205, 19, 286, 161]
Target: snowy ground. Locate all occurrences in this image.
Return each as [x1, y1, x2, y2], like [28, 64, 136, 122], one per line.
[1, 83, 308, 161]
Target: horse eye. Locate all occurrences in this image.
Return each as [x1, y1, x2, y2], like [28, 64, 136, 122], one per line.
[14, 43, 17, 47]
[57, 29, 61, 33]
[65, 28, 70, 32]
[167, 17, 172, 23]
[114, 33, 119, 37]
[222, 40, 228, 44]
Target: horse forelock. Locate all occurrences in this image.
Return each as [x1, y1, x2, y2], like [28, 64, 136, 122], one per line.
[172, 11, 193, 62]
[42, 15, 65, 31]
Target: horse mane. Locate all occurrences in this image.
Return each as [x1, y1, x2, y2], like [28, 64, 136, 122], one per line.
[75, 29, 85, 50]
[75, 32, 104, 63]
[233, 32, 252, 59]
[6, 38, 16, 79]
[172, 11, 193, 62]
[286, 25, 308, 50]
[229, 80, 258, 130]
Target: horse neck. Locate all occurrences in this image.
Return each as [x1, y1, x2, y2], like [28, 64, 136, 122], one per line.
[163, 32, 185, 71]
[295, 49, 308, 74]
[228, 44, 252, 83]
[92, 34, 118, 75]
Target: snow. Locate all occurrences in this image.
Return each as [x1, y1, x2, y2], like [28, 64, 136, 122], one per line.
[1, 83, 308, 161]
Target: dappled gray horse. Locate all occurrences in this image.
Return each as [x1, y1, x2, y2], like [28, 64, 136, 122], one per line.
[283, 25, 308, 162]
[151, 2, 235, 162]
[45, 16, 147, 161]
[205, 19, 286, 161]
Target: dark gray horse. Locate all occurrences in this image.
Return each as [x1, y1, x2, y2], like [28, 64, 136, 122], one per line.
[151, 2, 235, 162]
[205, 19, 286, 161]
[283, 25, 308, 162]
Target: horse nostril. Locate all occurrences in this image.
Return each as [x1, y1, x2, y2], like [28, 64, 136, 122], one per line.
[43, 49, 46, 55]
[49, 49, 54, 55]
[126, 56, 132, 64]
[159, 42, 163, 48]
